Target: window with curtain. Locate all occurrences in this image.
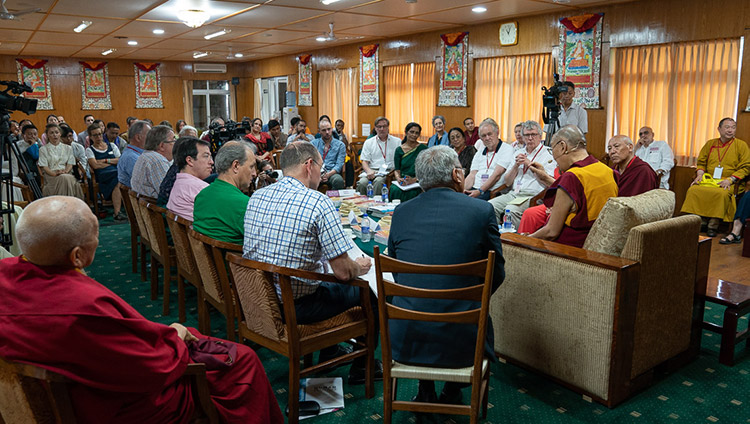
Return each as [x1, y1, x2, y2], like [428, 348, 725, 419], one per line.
[384, 62, 435, 139]
[606, 38, 743, 166]
[474, 53, 552, 142]
[317, 68, 358, 138]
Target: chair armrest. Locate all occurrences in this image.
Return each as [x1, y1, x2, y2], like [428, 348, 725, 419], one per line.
[489, 184, 509, 199]
[500, 233, 638, 270]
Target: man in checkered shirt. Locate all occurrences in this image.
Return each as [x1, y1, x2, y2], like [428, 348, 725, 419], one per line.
[243, 141, 380, 384]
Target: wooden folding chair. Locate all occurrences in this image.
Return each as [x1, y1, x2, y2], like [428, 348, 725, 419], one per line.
[373, 246, 495, 424]
[139, 199, 177, 315]
[119, 185, 140, 274]
[225, 253, 376, 424]
[128, 190, 150, 282]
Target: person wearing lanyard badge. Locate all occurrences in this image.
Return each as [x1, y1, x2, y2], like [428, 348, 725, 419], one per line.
[463, 118, 514, 200]
[607, 135, 659, 197]
[312, 119, 346, 189]
[488, 120, 555, 227]
[357, 116, 400, 196]
[681, 118, 750, 237]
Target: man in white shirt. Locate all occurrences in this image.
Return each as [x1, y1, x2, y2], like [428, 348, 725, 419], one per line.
[464, 118, 514, 200]
[489, 120, 555, 227]
[634, 126, 675, 189]
[557, 81, 588, 135]
[287, 118, 314, 143]
[356, 116, 400, 195]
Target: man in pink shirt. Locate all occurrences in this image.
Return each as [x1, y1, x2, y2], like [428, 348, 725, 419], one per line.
[167, 137, 214, 221]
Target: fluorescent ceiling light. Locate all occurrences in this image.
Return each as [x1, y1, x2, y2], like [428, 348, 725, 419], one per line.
[316, 36, 327, 42]
[193, 51, 210, 58]
[73, 21, 92, 33]
[321, 0, 341, 4]
[152, 29, 165, 35]
[204, 29, 231, 40]
[127, 40, 138, 46]
[101, 48, 116, 56]
[234, 53, 243, 58]
[178, 9, 210, 28]
[472, 6, 487, 13]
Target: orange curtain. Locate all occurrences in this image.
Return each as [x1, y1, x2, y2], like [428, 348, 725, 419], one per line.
[318, 68, 358, 137]
[474, 54, 552, 141]
[412, 62, 435, 138]
[385, 62, 434, 139]
[607, 38, 741, 166]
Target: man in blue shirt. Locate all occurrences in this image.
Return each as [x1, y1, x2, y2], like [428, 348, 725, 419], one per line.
[117, 120, 151, 187]
[311, 119, 346, 190]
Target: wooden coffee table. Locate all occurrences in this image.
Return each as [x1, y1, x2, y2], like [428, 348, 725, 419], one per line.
[700, 277, 750, 366]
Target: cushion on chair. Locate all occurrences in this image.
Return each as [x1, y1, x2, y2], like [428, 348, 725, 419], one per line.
[391, 359, 489, 383]
[583, 189, 675, 257]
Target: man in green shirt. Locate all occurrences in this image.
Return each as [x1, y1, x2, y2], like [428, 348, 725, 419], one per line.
[193, 141, 257, 244]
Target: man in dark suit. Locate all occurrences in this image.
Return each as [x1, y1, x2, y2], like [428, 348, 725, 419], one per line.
[387, 145, 505, 408]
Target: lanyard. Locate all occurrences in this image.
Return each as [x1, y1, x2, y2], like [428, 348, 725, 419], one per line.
[322, 144, 331, 161]
[485, 148, 497, 170]
[711, 138, 734, 165]
[521, 144, 544, 175]
[377, 139, 388, 160]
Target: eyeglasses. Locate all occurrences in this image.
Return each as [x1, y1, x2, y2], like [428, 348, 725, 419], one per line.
[309, 158, 322, 168]
[523, 133, 540, 138]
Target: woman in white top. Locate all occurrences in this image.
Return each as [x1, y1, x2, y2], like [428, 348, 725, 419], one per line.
[37, 123, 84, 199]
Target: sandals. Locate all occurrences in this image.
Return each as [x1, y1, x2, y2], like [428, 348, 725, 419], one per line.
[719, 233, 743, 244]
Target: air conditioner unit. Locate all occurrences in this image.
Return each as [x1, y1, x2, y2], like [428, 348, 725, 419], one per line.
[193, 63, 227, 73]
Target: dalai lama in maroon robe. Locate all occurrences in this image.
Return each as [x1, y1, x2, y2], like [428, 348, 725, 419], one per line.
[0, 196, 283, 424]
[608, 135, 659, 197]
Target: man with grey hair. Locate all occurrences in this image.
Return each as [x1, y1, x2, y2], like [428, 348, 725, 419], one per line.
[117, 120, 151, 187]
[131, 125, 176, 198]
[193, 141, 256, 244]
[464, 118, 514, 200]
[357, 116, 400, 195]
[178, 125, 198, 138]
[244, 141, 380, 384]
[489, 120, 555, 227]
[387, 145, 504, 409]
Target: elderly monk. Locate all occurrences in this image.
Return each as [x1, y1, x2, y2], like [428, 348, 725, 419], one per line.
[0, 196, 283, 424]
[530, 125, 618, 248]
[681, 118, 750, 237]
[607, 135, 659, 197]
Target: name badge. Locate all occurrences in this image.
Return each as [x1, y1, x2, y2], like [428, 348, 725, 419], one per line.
[712, 166, 724, 179]
[514, 178, 522, 193]
[650, 147, 659, 152]
[480, 174, 489, 184]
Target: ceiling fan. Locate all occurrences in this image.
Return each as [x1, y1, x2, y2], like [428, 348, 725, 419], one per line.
[0, 0, 41, 20]
[317, 22, 363, 42]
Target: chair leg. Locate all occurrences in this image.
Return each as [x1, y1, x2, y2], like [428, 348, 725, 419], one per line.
[177, 272, 186, 323]
[288, 355, 300, 424]
[201, 298, 212, 335]
[482, 376, 490, 419]
[150, 256, 158, 300]
[140, 242, 148, 282]
[162, 263, 171, 316]
[196, 289, 208, 334]
[130, 232, 138, 274]
[382, 376, 393, 424]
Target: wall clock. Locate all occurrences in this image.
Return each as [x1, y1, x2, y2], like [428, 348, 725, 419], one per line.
[499, 21, 518, 46]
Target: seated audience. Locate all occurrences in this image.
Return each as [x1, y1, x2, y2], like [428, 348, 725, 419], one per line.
[389, 122, 427, 202]
[720, 189, 750, 244]
[131, 125, 176, 199]
[244, 142, 380, 384]
[178, 125, 198, 138]
[680, 118, 750, 237]
[607, 135, 659, 197]
[39, 114, 59, 145]
[117, 120, 151, 188]
[312, 119, 346, 190]
[166, 137, 213, 221]
[334, 119, 356, 187]
[517, 167, 561, 234]
[268, 119, 287, 150]
[357, 116, 400, 196]
[193, 141, 256, 244]
[159, 120, 172, 129]
[334, 119, 349, 145]
[38, 123, 84, 200]
[18, 123, 41, 185]
[463, 117, 479, 147]
[104, 122, 126, 150]
[0, 196, 283, 424]
[86, 123, 125, 220]
[245, 118, 273, 161]
[387, 145, 504, 409]
[255, 160, 277, 190]
[200, 116, 224, 142]
[635, 126, 675, 189]
[314, 115, 338, 140]
[464, 118, 514, 200]
[119, 116, 137, 143]
[288, 118, 314, 143]
[77, 114, 95, 147]
[511, 123, 525, 151]
[60, 125, 88, 175]
[530, 125, 618, 247]
[489, 120, 555, 227]
[175, 119, 187, 133]
[427, 115, 449, 148]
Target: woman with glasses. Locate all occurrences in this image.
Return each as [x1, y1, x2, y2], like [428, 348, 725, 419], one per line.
[86, 123, 125, 220]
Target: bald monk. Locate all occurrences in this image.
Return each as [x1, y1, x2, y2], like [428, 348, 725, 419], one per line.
[0, 196, 283, 424]
[607, 135, 659, 197]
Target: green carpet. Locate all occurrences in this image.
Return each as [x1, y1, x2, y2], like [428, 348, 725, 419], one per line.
[91, 217, 749, 423]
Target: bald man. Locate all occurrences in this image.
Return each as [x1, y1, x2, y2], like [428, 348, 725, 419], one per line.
[607, 135, 659, 197]
[0, 196, 282, 424]
[634, 126, 674, 189]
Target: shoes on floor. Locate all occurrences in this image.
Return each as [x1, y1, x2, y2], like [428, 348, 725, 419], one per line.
[347, 359, 383, 385]
[438, 386, 463, 405]
[411, 390, 440, 424]
[317, 344, 354, 366]
[706, 228, 717, 237]
[113, 211, 129, 222]
[719, 232, 743, 244]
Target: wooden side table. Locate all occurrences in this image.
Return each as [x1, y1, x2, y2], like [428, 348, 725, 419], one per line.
[700, 277, 750, 366]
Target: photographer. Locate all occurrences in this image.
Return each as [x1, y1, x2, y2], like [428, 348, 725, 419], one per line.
[256, 160, 278, 190]
[557, 81, 588, 135]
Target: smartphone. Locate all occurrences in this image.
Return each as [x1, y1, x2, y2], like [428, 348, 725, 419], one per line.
[285, 400, 321, 417]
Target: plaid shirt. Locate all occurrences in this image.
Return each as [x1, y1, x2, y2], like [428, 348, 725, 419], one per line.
[243, 176, 353, 299]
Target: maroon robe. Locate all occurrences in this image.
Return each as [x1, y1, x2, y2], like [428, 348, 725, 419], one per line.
[617, 156, 659, 197]
[0, 257, 283, 424]
[464, 127, 479, 147]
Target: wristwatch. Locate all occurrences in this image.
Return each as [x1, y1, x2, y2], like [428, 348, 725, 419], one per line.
[730, 176, 738, 183]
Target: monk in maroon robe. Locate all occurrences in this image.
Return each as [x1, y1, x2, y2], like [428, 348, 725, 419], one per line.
[608, 135, 659, 197]
[0, 196, 283, 424]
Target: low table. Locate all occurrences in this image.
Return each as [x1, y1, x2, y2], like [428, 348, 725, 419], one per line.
[700, 277, 750, 366]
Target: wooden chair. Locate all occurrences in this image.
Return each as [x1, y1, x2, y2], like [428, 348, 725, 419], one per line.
[11, 180, 33, 207]
[373, 246, 496, 424]
[489, 183, 545, 209]
[225, 253, 376, 424]
[77, 162, 100, 216]
[128, 190, 150, 282]
[351, 140, 365, 177]
[187, 229, 242, 341]
[139, 199, 177, 316]
[0, 357, 219, 424]
[119, 185, 140, 274]
[165, 211, 209, 329]
[270, 149, 284, 170]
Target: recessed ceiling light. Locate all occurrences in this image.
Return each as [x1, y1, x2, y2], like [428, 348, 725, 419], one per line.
[127, 40, 138, 46]
[472, 6, 487, 13]
[178, 9, 210, 28]
[152, 29, 165, 35]
[101, 48, 116, 56]
[204, 28, 231, 40]
[73, 21, 92, 33]
[234, 53, 243, 58]
[321, 0, 341, 4]
[193, 51, 210, 59]
[316, 36, 327, 42]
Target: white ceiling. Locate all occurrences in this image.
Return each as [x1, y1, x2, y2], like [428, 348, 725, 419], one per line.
[0, 0, 631, 62]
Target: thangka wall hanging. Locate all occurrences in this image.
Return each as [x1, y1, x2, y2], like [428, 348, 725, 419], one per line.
[557, 13, 603, 109]
[298, 55, 313, 107]
[16, 59, 53, 110]
[134, 62, 163, 109]
[358, 44, 379, 106]
[438, 32, 469, 107]
[80, 61, 111, 110]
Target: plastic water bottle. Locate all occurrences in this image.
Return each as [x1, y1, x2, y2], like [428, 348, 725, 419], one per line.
[503, 209, 513, 230]
[381, 183, 389, 203]
[366, 181, 374, 199]
[360, 214, 371, 242]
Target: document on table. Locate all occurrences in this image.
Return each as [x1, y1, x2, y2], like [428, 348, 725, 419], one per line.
[395, 182, 421, 191]
[347, 244, 392, 297]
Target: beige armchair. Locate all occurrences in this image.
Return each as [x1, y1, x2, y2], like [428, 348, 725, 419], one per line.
[490, 189, 711, 407]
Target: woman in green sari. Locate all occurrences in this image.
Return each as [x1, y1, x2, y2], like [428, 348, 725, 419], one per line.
[390, 122, 427, 202]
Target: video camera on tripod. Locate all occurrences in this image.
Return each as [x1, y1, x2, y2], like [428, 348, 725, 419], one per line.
[540, 73, 569, 145]
[207, 119, 251, 154]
